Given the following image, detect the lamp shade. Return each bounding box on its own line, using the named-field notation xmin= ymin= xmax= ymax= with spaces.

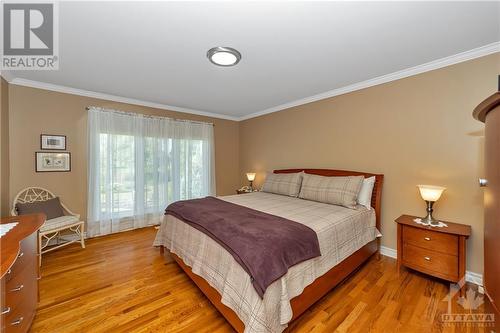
xmin=246 ymin=173 xmax=256 ymax=181
xmin=417 ymin=185 xmax=446 ymax=202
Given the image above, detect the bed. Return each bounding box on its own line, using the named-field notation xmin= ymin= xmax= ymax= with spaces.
xmin=154 ymin=168 xmax=383 ymax=333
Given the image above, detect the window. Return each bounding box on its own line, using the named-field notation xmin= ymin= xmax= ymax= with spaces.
xmin=87 ymin=107 xmax=215 ymax=237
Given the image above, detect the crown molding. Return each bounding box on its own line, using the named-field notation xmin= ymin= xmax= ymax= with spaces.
xmin=0 ymin=71 xmax=14 ymax=82
xmin=2 ymin=42 xmax=498 ymax=122
xmin=1 ymin=76 xmax=240 ymax=121
xmin=240 ymin=42 xmax=500 ymax=121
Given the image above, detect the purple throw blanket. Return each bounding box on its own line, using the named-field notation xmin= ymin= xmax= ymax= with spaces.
xmin=165 ymin=196 xmax=321 ymax=298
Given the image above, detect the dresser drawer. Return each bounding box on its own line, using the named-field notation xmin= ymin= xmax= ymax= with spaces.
xmin=402 ymin=243 xmax=458 ymax=281
xmin=4 ymin=300 xmax=36 ymax=333
xmin=3 ymin=261 xmax=37 ymax=333
xmin=402 ymin=225 xmax=458 ymax=255
xmin=1 ymin=214 xmax=44 ymax=333
xmin=5 ymin=234 xmax=37 ymax=284
xmin=5 ymin=258 xmax=37 ymax=315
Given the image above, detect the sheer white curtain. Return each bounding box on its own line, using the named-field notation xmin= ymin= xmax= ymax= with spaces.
xmin=87 ymin=107 xmax=215 ymax=237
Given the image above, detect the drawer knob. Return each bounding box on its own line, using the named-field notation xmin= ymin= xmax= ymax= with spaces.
xmin=479 ymin=178 xmax=488 ymax=187
xmin=424 ymin=256 xmax=431 ymax=261
xmin=11 ymin=317 xmax=24 ymax=326
xmin=424 ymin=237 xmax=431 ymax=241
xmin=1 ymin=307 xmax=11 ymax=315
xmin=17 ymin=251 xmax=24 ymax=258
xmin=10 ymin=284 xmax=24 ymax=292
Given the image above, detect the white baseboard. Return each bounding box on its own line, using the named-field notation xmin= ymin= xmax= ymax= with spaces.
xmin=380 ymin=246 xmax=397 ymax=259
xmin=465 ymin=271 xmax=484 ymax=287
xmin=379 ymin=246 xmax=483 ymax=286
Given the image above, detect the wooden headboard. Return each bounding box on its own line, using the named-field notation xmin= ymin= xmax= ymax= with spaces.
xmin=274 ymin=169 xmax=384 ymax=230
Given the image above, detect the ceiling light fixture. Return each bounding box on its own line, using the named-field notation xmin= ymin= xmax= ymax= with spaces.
xmin=207 ymin=47 xmax=241 ymax=67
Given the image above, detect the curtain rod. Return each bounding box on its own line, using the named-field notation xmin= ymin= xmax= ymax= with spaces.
xmin=85 ymin=106 xmax=215 ymax=126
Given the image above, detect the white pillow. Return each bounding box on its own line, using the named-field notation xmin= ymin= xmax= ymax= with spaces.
xmin=357 ymin=176 xmax=375 ymax=210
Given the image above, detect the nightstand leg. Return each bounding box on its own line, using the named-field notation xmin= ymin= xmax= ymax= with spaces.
xmin=458 ymin=236 xmax=466 ymax=297
xmin=397 ymin=223 xmax=402 ymax=277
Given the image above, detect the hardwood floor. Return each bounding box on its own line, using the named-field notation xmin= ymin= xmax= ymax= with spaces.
xmin=30 ymin=227 xmax=492 ymax=333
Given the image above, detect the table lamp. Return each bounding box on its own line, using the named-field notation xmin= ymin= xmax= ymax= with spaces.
xmin=246 ymin=173 xmax=256 ymax=190
xmin=417 ymin=185 xmax=446 ymax=226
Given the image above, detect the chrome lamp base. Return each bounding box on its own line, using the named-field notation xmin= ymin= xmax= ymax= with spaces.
xmin=421 ymin=201 xmax=440 ymax=227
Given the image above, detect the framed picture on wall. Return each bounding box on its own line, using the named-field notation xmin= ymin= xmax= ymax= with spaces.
xmin=40 ymin=134 xmax=66 ymax=150
xmin=35 ymin=152 xmax=71 ymax=172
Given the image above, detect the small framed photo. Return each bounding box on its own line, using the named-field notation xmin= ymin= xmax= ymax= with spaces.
xmin=35 ymin=152 xmax=71 ymax=172
xmin=40 ymin=134 xmax=66 ymax=150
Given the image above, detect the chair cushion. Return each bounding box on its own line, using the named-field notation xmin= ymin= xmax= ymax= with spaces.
xmin=16 ymin=197 xmax=65 ymax=220
xmin=41 ymin=215 xmax=80 ymax=232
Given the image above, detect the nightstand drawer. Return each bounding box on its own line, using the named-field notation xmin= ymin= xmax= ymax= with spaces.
xmin=402 ymin=243 xmax=458 ymax=280
xmin=402 ymin=225 xmax=458 ymax=255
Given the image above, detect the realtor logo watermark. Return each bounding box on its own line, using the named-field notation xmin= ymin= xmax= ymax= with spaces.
xmin=1 ymin=1 xmax=59 ymax=70
xmin=441 ymin=278 xmax=495 ymax=328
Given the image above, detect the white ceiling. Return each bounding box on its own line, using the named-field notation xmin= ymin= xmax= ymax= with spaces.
xmin=3 ymin=1 xmax=500 ymax=120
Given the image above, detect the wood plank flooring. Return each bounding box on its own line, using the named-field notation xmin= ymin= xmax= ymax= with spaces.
xmin=30 ymin=227 xmax=493 ymax=333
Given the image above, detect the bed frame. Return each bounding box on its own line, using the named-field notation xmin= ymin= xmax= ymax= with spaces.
xmin=161 ymin=168 xmax=384 ymax=332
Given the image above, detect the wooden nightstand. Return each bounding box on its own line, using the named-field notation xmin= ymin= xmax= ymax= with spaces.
xmin=396 ymin=214 xmax=471 ymax=283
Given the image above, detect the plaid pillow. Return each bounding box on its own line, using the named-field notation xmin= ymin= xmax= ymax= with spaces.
xmin=299 ymin=174 xmax=364 ymax=209
xmin=261 ymin=172 xmax=303 ymax=197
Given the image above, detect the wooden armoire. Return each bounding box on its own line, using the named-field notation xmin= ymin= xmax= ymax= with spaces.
xmin=473 ymin=83 xmax=500 ymax=329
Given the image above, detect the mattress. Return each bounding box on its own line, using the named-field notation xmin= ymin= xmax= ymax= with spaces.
xmin=153 ymin=191 xmax=379 ymax=333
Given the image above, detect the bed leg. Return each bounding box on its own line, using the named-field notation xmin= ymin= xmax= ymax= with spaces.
xmin=159 ymin=245 xmax=165 ymax=255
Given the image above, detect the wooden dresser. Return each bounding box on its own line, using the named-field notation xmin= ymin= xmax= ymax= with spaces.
xmin=396 ymin=215 xmax=471 ymax=283
xmin=1 ymin=214 xmax=44 ymax=333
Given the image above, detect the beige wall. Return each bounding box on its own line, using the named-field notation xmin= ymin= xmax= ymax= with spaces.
xmin=239 ymin=53 xmax=500 ymax=274
xmin=7 ymin=85 xmax=240 ymax=221
xmin=0 ymin=78 xmax=10 ymax=217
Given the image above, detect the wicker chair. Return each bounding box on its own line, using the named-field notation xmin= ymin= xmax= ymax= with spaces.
xmin=11 ymin=187 xmax=85 ymax=265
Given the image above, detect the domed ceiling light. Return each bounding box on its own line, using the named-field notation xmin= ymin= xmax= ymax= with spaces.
xmin=207 ymin=47 xmax=241 ymax=67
